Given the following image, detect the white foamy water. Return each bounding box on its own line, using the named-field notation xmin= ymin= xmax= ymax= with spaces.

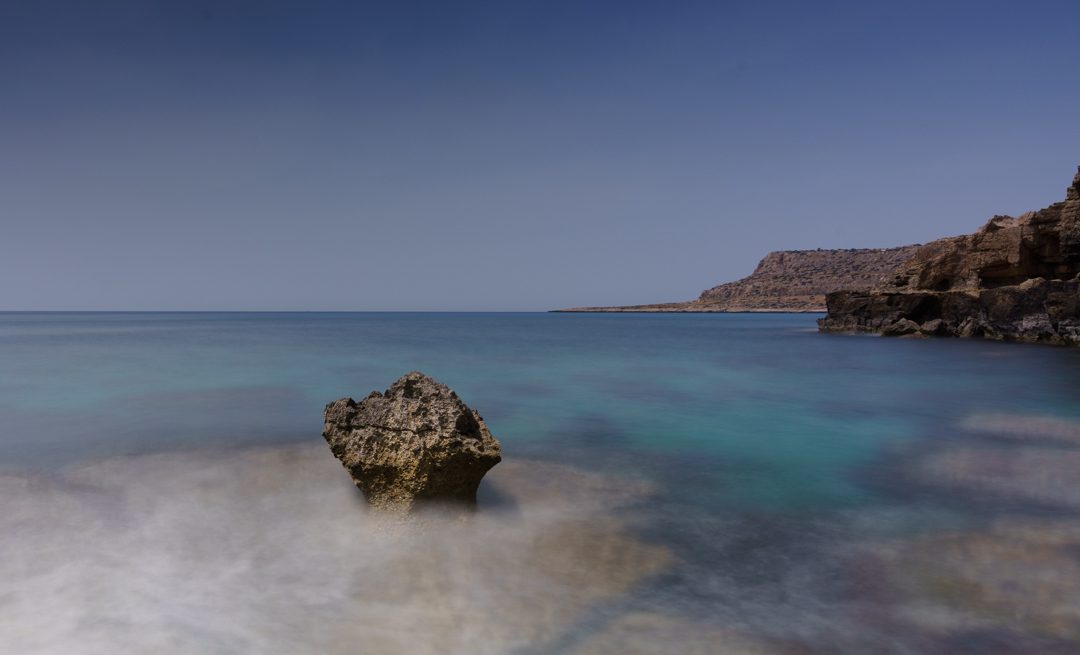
xmin=0 ymin=443 xmax=689 ymax=655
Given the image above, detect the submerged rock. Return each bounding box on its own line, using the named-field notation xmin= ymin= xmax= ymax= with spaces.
xmin=881 ymin=318 xmax=922 ymax=337
xmin=919 ymin=447 xmax=1080 ymax=509
xmin=876 ymin=521 xmax=1080 ymax=644
xmin=960 ymin=413 xmax=1080 ymax=446
xmin=322 ymin=372 xmax=502 ymax=512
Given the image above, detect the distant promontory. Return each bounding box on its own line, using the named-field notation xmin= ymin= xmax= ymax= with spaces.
xmin=554 ymin=246 xmax=921 ymax=313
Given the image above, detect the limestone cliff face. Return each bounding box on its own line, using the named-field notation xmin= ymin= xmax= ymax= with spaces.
xmin=820 ymin=166 xmax=1080 ymax=345
xmin=695 ymin=246 xmax=922 ymax=311
xmin=556 ymin=246 xmax=920 ymax=313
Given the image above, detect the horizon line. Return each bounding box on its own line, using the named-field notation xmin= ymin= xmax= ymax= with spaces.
xmin=0 ymin=309 xmax=555 ymax=314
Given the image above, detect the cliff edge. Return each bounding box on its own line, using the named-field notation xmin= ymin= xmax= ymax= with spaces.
xmin=819 ymin=166 xmax=1080 ymax=345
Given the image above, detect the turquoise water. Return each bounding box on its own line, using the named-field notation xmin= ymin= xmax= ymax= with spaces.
xmin=3 ymin=312 xmax=1080 ymax=653
xmin=2 ymin=312 xmax=1074 ymax=507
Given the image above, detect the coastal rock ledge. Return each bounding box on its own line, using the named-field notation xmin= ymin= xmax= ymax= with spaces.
xmin=819 ymin=166 xmax=1080 ymax=345
xmin=323 ymin=372 xmax=502 ymax=512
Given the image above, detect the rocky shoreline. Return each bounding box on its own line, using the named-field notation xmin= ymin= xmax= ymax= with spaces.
xmin=820 ymin=166 xmax=1080 ymax=345
xmin=558 ymin=166 xmax=1080 ymax=347
xmin=552 ymin=304 xmax=825 ymax=313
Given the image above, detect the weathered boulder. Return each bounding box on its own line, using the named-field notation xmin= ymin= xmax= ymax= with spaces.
xmin=880 ymin=318 xmax=921 ymax=337
xmin=820 ymin=166 xmax=1080 ymax=345
xmin=322 ymin=372 xmax=502 ymax=512
xmin=918 ymin=318 xmax=944 ymax=336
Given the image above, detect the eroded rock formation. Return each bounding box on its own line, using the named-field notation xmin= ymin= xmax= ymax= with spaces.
xmin=693 ymin=246 xmax=923 ymax=311
xmin=323 ymin=371 xmax=502 ymax=511
xmin=820 ymin=166 xmax=1080 ymax=345
xmin=557 ymin=246 xmax=921 ymax=313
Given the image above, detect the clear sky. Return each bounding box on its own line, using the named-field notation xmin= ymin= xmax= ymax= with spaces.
xmin=2 ymin=0 xmax=1078 ymax=311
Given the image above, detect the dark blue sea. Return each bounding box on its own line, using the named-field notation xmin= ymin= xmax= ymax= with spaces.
xmin=3 ymin=312 xmax=1079 ymax=654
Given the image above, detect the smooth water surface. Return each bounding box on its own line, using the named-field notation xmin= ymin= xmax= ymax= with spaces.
xmin=3 ymin=312 xmax=1080 ymax=654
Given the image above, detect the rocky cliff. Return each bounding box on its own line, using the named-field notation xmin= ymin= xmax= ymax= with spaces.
xmin=694 ymin=246 xmax=923 ymax=311
xmin=820 ymin=166 xmax=1080 ymax=345
xmin=557 ymin=246 xmax=921 ymax=312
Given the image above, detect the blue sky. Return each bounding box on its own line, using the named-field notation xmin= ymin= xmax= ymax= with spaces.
xmin=2 ymin=0 xmax=1078 ymax=310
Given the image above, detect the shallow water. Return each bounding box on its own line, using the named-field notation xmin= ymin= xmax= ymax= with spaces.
xmin=2 ymin=312 xmax=1080 ymax=653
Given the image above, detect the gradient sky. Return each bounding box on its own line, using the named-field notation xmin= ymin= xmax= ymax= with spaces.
xmin=2 ymin=0 xmax=1079 ymax=310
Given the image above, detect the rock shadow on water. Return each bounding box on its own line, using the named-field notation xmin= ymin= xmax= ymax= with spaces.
xmin=474 ymin=477 xmax=521 ymax=515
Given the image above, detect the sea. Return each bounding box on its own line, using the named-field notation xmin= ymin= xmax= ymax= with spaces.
xmin=2 ymin=311 xmax=1079 ymax=654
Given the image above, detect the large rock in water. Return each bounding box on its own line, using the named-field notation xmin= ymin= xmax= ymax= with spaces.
xmin=322 ymin=372 xmax=502 ymax=512
xmin=820 ymin=165 xmax=1080 ymax=345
